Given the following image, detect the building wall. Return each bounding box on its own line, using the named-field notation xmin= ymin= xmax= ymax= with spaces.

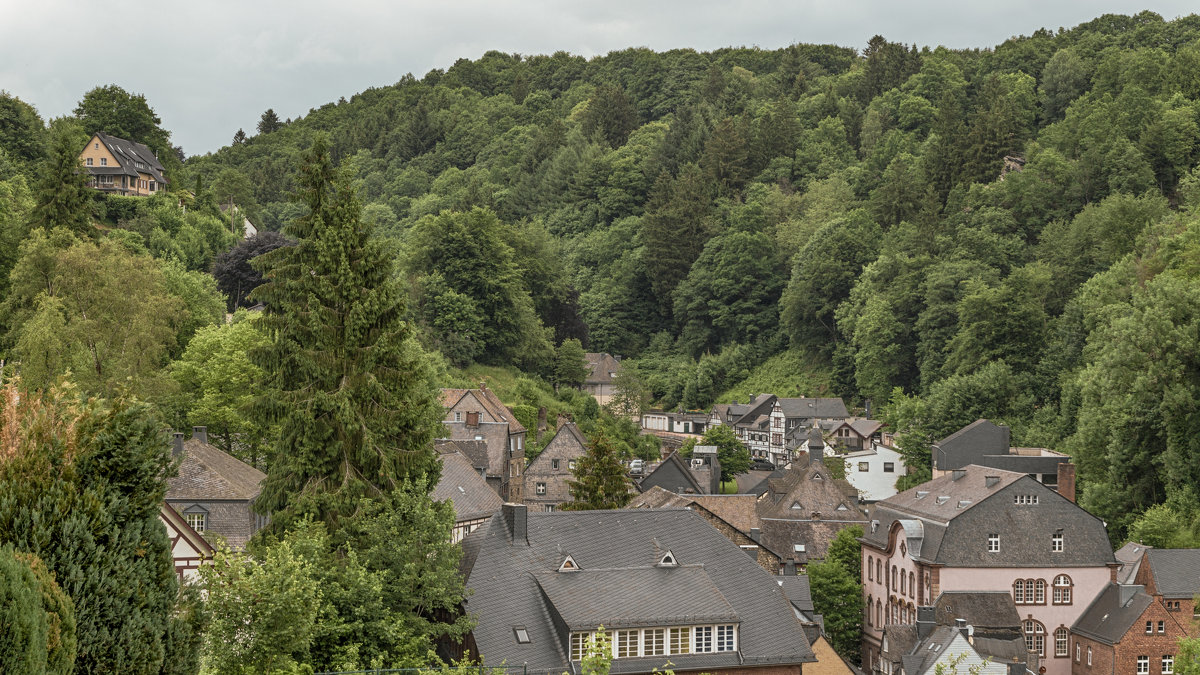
xmin=524 ymin=428 xmax=586 ymax=511
xmin=692 ymin=507 xmax=780 ymax=573
xmin=1071 ymin=599 xmax=1190 ymax=675
xmin=168 ymin=499 xmax=258 ymax=550
xmin=1070 ymin=634 xmax=1112 ymax=675
xmin=840 ymin=443 xmax=905 ymax=502
xmin=805 ymin=636 xmax=855 ymax=675
xmin=79 ymin=136 xmax=119 ymax=169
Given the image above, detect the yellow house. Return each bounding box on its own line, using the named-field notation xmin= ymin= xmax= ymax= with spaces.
xmin=79 ymin=132 xmax=167 ymax=196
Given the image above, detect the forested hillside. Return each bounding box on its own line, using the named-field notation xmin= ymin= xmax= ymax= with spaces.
xmin=4 ymin=10 xmax=1200 ymax=547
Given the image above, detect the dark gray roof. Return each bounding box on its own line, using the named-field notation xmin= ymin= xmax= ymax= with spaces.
xmin=432 ymin=452 xmax=503 ymax=522
xmin=638 ymin=451 xmax=704 ymax=495
xmin=862 ymin=466 xmax=1115 ymax=568
xmin=436 ymin=439 xmax=490 ymax=471
xmin=1115 ymin=542 xmax=1153 ymax=585
xmin=166 ymin=438 xmax=265 ymax=501
xmin=1071 ymin=583 xmax=1153 ymax=645
xmin=775 ymin=575 xmax=813 ymax=614
xmin=777 ymin=397 xmax=849 ymax=420
xmin=932 ymin=592 xmax=1021 ymax=639
xmin=584 ymin=353 xmax=622 ymax=385
xmin=462 ymin=507 xmax=815 ymax=674
xmin=533 ymin=565 xmax=737 ymax=630
xmin=1144 ymin=548 xmax=1200 ymax=598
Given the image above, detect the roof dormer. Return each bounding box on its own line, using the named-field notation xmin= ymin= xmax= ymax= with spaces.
xmin=658 ymin=550 xmax=678 ymax=567
xmin=558 ymin=554 xmax=580 ymax=572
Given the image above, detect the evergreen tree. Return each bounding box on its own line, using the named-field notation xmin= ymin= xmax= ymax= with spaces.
xmin=553 ymin=338 xmax=589 ymax=390
xmin=257 ymin=108 xmax=283 ymax=135
xmin=564 ymin=431 xmax=634 ymax=510
xmin=232 ymin=128 xmax=246 ymax=145
xmin=249 ymin=134 xmax=443 ymax=529
xmin=0 ymin=384 xmax=178 ymax=674
xmin=809 ymin=527 xmax=863 ymax=662
xmin=29 ymin=125 xmax=93 ymax=237
xmin=0 ymin=545 xmax=49 ymax=674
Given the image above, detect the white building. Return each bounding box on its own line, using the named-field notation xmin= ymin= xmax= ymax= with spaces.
xmin=840 ymin=439 xmax=907 ymax=502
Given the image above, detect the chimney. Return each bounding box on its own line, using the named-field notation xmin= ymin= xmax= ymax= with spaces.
xmin=952 ymin=469 xmax=966 ymax=481
xmin=955 ymin=618 xmax=969 ymax=639
xmin=171 ymin=432 xmax=184 ymax=457
xmin=1057 ymin=463 xmax=1076 ymax=503
xmin=749 ymin=527 xmax=761 ymax=543
xmin=783 ymin=560 xmax=797 ymax=576
xmin=192 ymin=426 xmax=207 ymax=444
xmin=502 ymin=503 xmax=528 ymax=546
xmin=985 ymin=475 xmax=1000 ymax=488
xmin=916 ymin=605 xmax=935 ymax=640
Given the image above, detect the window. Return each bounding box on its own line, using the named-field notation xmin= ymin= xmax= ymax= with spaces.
xmin=1163 ymin=655 xmax=1174 ymax=674
xmin=571 ymin=632 xmax=588 ymax=660
xmin=1053 ymin=575 xmax=1073 ymax=604
xmin=1076 ymin=642 xmax=1081 ymax=662
xmin=867 ymin=595 xmax=873 ymax=626
xmin=1139 ymin=656 xmax=1150 ymax=674
xmin=616 ymin=630 xmax=638 ymax=658
xmin=643 ymin=628 xmax=665 ymax=656
xmin=184 ymin=511 xmax=207 ymax=532
xmin=100 ymin=158 xmax=107 ymax=166
xmin=1014 ymin=579 xmax=1025 ymax=604
xmin=892 ymin=566 xmax=897 ymax=589
xmin=1014 ymin=494 xmax=1039 ymax=504
xmin=1088 ymin=647 xmax=1092 ymax=666
xmin=669 ymin=627 xmax=690 ymax=654
xmin=569 ymin=460 xmax=577 ymax=470
xmin=988 ymin=534 xmax=999 ymax=552
xmin=1053 ymin=533 xmax=1063 ymax=552
xmin=877 ymin=559 xmax=883 ymax=584
xmin=883 ymin=462 xmax=895 ymax=472
xmin=859 ymin=462 xmax=870 ymax=472
xmin=514 ymin=626 xmax=531 ymax=644
xmin=716 ymin=624 xmax=735 ymax=651
xmin=1034 ymin=578 xmax=1046 ymax=604
xmin=86 ymin=157 xmax=93 ymax=166
xmin=1055 ymin=627 xmax=1069 ymax=657
xmin=149 ymin=180 xmax=156 ymax=191
xmin=1024 ymin=620 xmax=1045 ymax=657
xmin=1158 ymin=620 xmax=1166 ymax=633
xmin=98 ymin=175 xmax=113 ymax=185
xmin=1147 ymin=620 xmax=1154 ymax=634
xmin=536 ymin=482 xmax=546 ymax=495
xmin=551 ymin=459 xmax=560 ymax=470
xmin=900 ymin=571 xmax=905 ymax=594
xmin=694 ymin=626 xmax=713 ymax=653
xmin=868 ymin=556 xmax=874 ymax=581
xmin=454 ymin=412 xmax=462 ymax=421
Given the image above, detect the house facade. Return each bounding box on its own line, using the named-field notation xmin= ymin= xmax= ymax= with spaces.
xmin=441 ymin=385 xmax=527 ymax=502
xmin=1070 ymin=582 xmax=1188 ymax=675
xmin=460 ymin=504 xmax=816 ymax=675
xmin=757 ymin=451 xmax=868 ymax=564
xmin=158 ymin=502 xmax=214 ymax=583
xmin=79 ymin=132 xmax=167 ymax=196
xmin=432 ymin=446 xmax=503 ymax=543
xmin=524 ymin=423 xmax=588 ymax=512
xmin=860 ymin=466 xmax=1116 ymax=675
xmin=583 ymin=353 xmax=621 ymax=406
xmin=840 ymin=440 xmax=907 ymax=502
xmin=165 ymin=426 xmax=268 ymax=551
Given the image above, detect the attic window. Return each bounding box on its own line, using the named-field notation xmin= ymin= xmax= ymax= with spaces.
xmin=514 ymin=626 xmax=531 ymax=644
xmin=558 ymin=555 xmax=580 ymax=572
xmin=935 ymin=496 xmax=949 ymax=505
xmin=915 ymin=491 xmax=929 ymax=499
xmin=658 ymin=550 xmax=678 ymax=567
xmin=793 ymin=544 xmax=806 ymax=553
xmin=790 ymin=501 xmax=803 ymax=510
xmin=812 ymin=472 xmax=823 ymax=480
xmin=837 ymin=504 xmax=848 ymax=511
xmin=956 ymin=499 xmax=972 ymax=509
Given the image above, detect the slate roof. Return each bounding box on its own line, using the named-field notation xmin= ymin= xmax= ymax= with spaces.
xmin=775 ymin=575 xmax=814 ymax=615
xmin=1143 ymin=548 xmax=1200 ymax=598
xmin=777 ymin=397 xmax=849 ymax=420
xmin=166 ymin=438 xmax=265 ymax=501
xmin=690 ymin=494 xmax=760 ymax=534
xmin=92 ymin=132 xmax=167 ymax=183
xmin=436 ymin=439 xmax=491 ymax=471
xmin=461 ymin=507 xmax=816 ymax=674
xmin=932 ymin=592 xmax=1021 ymax=639
xmin=433 ymin=451 xmax=503 ymax=522
xmin=584 ymin=353 xmax=622 ymax=385
xmin=736 ymin=469 xmax=776 ymax=496
xmin=1071 ymin=583 xmax=1153 ymax=645
xmin=441 ymin=386 xmax=526 ymax=433
xmin=638 ymin=451 xmax=704 ymax=495
xmin=862 ymin=465 xmax=1115 ymax=568
xmin=1115 ymin=542 xmax=1153 ymax=585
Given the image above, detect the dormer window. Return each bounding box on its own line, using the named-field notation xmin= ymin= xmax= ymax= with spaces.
xmin=935 ymin=496 xmax=949 ymax=505
xmin=558 ymin=555 xmax=580 ymax=572
xmin=658 ymin=550 xmax=678 ymax=567
xmin=514 ymin=626 xmax=531 ymax=644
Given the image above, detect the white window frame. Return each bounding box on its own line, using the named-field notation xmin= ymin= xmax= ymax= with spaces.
xmin=1163 ymin=655 xmax=1174 ymax=674
xmin=535 ymin=482 xmax=546 ymax=495
xmin=1052 ymin=533 xmax=1063 ymax=552
xmin=1139 ymin=655 xmax=1150 ymax=674
xmin=988 ymin=534 xmax=999 ymax=552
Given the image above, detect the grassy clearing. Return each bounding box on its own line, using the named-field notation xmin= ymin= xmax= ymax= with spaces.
xmin=717 ymin=349 xmax=833 ymax=403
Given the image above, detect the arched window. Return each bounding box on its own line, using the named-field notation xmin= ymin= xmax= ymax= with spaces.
xmin=900 ymin=570 xmax=906 ymax=595
xmin=924 ymin=571 xmax=931 ymax=603
xmin=1054 ymin=627 xmax=1069 ymax=657
xmin=867 ymin=595 xmax=873 ymax=626
xmin=868 ymin=556 xmax=874 ymax=581
xmin=909 ymin=571 xmax=915 ymax=597
xmin=1014 ymin=579 xmax=1026 ymax=604
xmin=892 ymin=565 xmax=897 ymax=589
xmin=1053 ymin=574 xmax=1073 ymax=605
xmin=876 ymin=599 xmax=882 ymax=628
xmin=1034 ymin=578 xmax=1046 ymax=604
xmin=1024 ymin=619 xmax=1046 ymax=657
xmin=877 ymin=559 xmax=882 ymax=584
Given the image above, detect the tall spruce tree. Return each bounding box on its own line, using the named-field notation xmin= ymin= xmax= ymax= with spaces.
xmin=249 ymin=135 xmax=443 ymax=530
xmin=564 ymin=431 xmax=634 ymax=510
xmin=29 ymin=126 xmax=93 ymax=237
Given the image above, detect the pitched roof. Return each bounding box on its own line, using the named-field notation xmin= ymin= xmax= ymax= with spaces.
xmin=757 ymin=460 xmax=865 ymax=521
xmin=92 ymin=132 xmax=167 ymax=183
xmin=432 ymin=451 xmax=503 ymax=522
xmin=440 ymin=386 xmax=526 ymax=433
xmin=932 ymin=592 xmax=1021 ymax=638
xmin=1071 ymin=583 xmax=1154 ymax=645
xmin=638 ymin=451 xmax=704 ymax=495
xmin=1143 ymin=548 xmax=1200 ymax=598
xmin=776 ymin=397 xmax=849 ymax=420
xmin=775 ymin=575 xmax=814 ymax=615
xmin=159 ymin=502 xmax=215 ymax=558
xmin=689 ymin=494 xmax=760 ymax=534
xmin=584 ymin=353 xmax=622 ymax=385
xmin=1115 ymin=541 xmax=1153 ymax=585
xmin=462 ymin=507 xmax=815 ymax=673
xmin=436 ymin=438 xmax=490 ymax=471
xmin=166 ymin=438 xmax=265 ymax=502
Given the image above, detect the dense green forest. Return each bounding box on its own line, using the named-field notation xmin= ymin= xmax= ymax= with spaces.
xmin=4 ymin=10 xmax=1200 ymax=555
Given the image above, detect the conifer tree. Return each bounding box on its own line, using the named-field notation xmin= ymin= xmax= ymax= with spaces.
xmin=564 ymin=431 xmax=633 ymax=510
xmin=249 ymin=135 xmax=443 ymax=530
xmin=29 ymin=125 xmax=92 ymax=237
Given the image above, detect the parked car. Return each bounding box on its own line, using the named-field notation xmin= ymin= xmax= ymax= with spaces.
xmin=752 ymin=458 xmax=776 ymax=471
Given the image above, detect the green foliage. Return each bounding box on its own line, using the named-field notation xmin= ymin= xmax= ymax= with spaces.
xmin=565 ymin=431 xmax=635 ymax=510
xmin=29 ymin=123 xmax=93 ymax=237
xmin=0 ymin=545 xmax=50 ymax=674
xmin=688 ymin=424 xmax=751 ymax=482
xmin=808 ymin=555 xmax=862 ymax=662
xmin=0 ymin=92 xmax=45 ymax=170
xmin=250 ymin=135 xmax=444 ymax=529
xmin=0 ymin=384 xmax=178 ymax=674
xmin=553 ymin=338 xmax=589 ymax=389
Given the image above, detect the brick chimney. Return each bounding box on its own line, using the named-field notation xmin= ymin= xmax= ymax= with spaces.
xmin=1057 ymin=462 xmax=1076 ymax=503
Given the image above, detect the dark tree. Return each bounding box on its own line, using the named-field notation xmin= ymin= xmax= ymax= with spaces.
xmin=581 ymin=84 xmax=638 ymax=149
xmin=212 ymin=231 xmax=293 ymax=310
xmin=232 ymin=128 xmax=247 ymax=145
xmin=73 ymin=85 xmax=171 ymax=157
xmin=257 ymin=108 xmax=283 ymax=135
xmin=564 ymin=431 xmax=634 ymax=510
xmin=29 ymin=124 xmax=93 ymax=237
xmin=249 ymin=135 xmax=444 ymax=529
xmin=0 ymin=92 xmax=46 ymax=169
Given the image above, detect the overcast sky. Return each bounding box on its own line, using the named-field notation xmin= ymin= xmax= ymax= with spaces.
xmin=3 ymin=1 xmax=1196 ymax=156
